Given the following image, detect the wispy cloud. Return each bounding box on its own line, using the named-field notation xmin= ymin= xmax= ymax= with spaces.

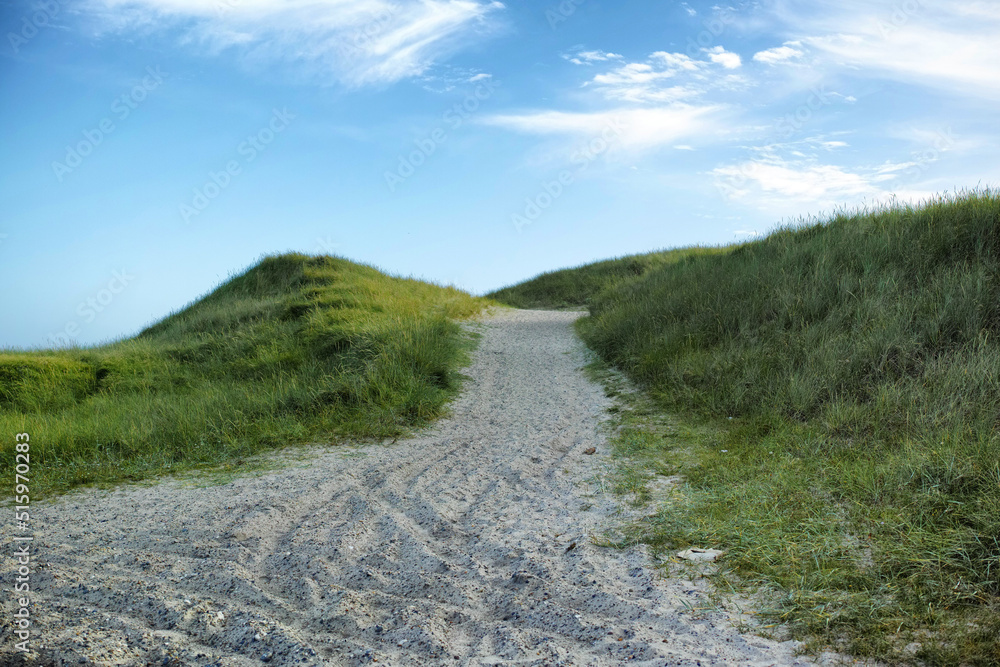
xmin=82 ymin=0 xmax=505 ymax=86
xmin=481 ymin=105 xmax=724 ymax=152
xmin=771 ymin=0 xmax=1000 ymax=100
xmin=714 ymin=157 xmax=876 ymax=201
xmin=578 ymin=50 xmax=742 ymax=103
xmin=483 ymin=46 xmax=749 ymax=159
xmin=590 ymin=63 xmax=697 ymax=103
xmin=712 ymin=147 xmax=946 ymax=214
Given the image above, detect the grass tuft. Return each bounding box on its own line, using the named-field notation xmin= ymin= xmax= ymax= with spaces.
xmin=1 ymin=253 xmax=487 ymax=498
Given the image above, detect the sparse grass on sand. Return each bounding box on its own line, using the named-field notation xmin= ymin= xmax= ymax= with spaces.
xmin=493 ymin=190 xmax=1000 ymax=665
xmin=1 ymin=253 xmax=487 ymax=498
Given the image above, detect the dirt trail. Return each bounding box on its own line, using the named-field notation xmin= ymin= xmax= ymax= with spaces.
xmin=2 ymin=309 xmax=846 ymax=666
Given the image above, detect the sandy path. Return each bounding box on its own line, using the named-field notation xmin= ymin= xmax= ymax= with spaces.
xmin=2 ymin=309 xmax=837 ymax=666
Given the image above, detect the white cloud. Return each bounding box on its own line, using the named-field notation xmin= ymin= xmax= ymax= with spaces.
xmin=704 ymin=46 xmax=741 ymax=69
xmin=650 ymin=52 xmax=701 ymax=71
xmin=481 ymin=105 xmax=724 ymax=152
xmin=772 ymin=0 xmax=1000 ymax=100
xmin=582 ymin=50 xmax=744 ymax=103
xmin=564 ymin=50 xmax=623 ymax=65
xmin=715 ymin=158 xmax=874 ymax=200
xmin=81 ymin=0 xmax=505 ymax=86
xmin=752 ymin=43 xmax=804 ymax=65
xmin=712 ymin=147 xmax=957 ymax=213
xmin=482 ymin=46 xmax=748 ymax=161
xmin=592 ymin=63 xmax=664 ymax=86
xmin=590 ymin=62 xmax=699 ymax=103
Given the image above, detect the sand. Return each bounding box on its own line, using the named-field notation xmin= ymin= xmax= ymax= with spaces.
xmin=1 ymin=309 xmax=859 ymax=666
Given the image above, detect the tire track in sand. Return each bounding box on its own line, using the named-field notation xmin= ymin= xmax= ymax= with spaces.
xmin=1 ymin=309 xmax=854 ymax=666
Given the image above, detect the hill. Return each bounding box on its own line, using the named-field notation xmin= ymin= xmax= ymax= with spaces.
xmin=494 ymin=190 xmax=1000 ymax=664
xmin=486 ymin=247 xmax=725 ymax=309
xmin=1 ymin=253 xmax=485 ymax=496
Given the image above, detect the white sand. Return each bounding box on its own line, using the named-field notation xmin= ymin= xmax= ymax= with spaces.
xmin=1 ymin=309 xmax=859 ymax=666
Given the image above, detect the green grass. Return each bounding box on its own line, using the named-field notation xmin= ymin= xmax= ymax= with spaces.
xmin=486 ymin=247 xmax=726 ymax=309
xmin=498 ymin=190 xmax=1000 ymax=664
xmin=1 ymin=253 xmax=487 ymax=498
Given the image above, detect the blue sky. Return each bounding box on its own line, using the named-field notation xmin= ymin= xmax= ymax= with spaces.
xmin=2 ymin=0 xmax=998 ymax=349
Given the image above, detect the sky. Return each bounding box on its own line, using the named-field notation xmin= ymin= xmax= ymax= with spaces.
xmin=1 ymin=0 xmax=998 ymax=349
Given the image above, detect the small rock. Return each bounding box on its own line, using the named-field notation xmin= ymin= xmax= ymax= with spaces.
xmin=676 ymin=548 xmax=724 ymax=562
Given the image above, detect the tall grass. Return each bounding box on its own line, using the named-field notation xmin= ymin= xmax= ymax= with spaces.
xmin=486 ymin=247 xmax=725 ymax=309
xmin=1 ymin=254 xmax=486 ymax=497
xmin=498 ymin=190 xmax=1000 ymax=663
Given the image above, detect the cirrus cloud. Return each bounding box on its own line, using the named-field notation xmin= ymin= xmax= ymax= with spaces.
xmin=772 ymin=0 xmax=1000 ymax=100
xmin=80 ymin=0 xmax=505 ymax=86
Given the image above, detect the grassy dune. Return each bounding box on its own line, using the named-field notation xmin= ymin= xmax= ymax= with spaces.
xmin=486 ymin=247 xmax=726 ymax=309
xmin=496 ymin=190 xmax=1000 ymax=664
xmin=1 ymin=254 xmax=486 ymax=497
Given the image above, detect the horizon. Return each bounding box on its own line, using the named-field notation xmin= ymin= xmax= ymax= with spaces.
xmin=2 ymin=0 xmax=999 ymax=349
